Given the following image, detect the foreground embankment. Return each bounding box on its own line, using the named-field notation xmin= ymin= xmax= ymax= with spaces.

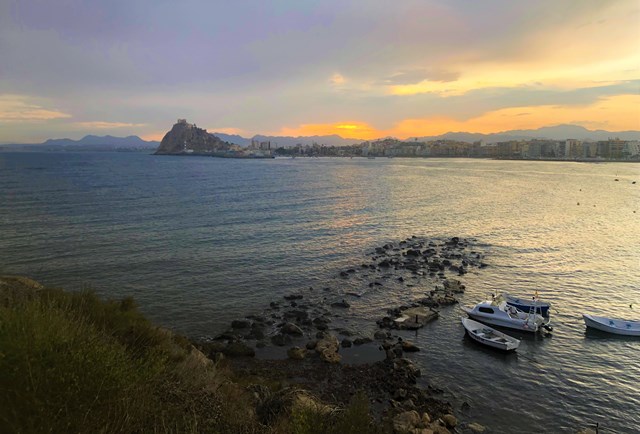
xmin=0 ymin=274 xmax=460 ymax=434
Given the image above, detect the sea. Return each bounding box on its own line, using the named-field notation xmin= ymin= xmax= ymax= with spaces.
xmin=1 ymin=151 xmax=638 ymax=433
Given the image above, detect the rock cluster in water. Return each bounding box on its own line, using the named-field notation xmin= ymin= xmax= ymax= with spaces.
xmin=195 ymin=235 xmax=489 ymax=432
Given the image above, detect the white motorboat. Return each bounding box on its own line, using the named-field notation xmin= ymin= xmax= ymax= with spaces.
xmin=583 ymin=314 xmax=640 ymax=336
xmin=461 ymin=295 xmax=550 ymax=333
xmin=462 ymin=318 xmax=520 ymax=351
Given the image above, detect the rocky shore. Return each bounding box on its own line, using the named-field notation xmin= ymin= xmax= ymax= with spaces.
xmin=196 ymin=236 xmax=491 ymax=433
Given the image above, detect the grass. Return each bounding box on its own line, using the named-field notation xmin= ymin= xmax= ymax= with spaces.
xmin=0 ymin=277 xmax=389 ymax=434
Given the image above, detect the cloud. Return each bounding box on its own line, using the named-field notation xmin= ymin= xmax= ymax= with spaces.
xmin=330 ymin=73 xmax=346 ymax=85
xmin=0 ymin=1 xmax=638 ymax=143
xmin=381 ymin=69 xmax=460 ymax=85
xmin=0 ymin=95 xmax=71 ymax=121
xmin=74 ymin=121 xmax=147 ymax=129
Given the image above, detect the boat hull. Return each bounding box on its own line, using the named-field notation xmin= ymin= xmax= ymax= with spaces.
xmin=461 ymin=306 xmax=541 ymax=333
xmin=462 ymin=318 xmax=519 ymax=351
xmin=583 ymin=314 xmax=640 ymax=336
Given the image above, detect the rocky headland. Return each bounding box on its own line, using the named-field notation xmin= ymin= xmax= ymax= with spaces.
xmin=154 ymin=119 xmax=235 ymax=155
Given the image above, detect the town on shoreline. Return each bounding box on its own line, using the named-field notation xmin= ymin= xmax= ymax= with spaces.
xmin=156 ymin=120 xmax=640 ymax=162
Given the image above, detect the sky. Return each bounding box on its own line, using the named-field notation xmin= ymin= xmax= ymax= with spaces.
xmin=1 ymin=0 xmax=639 ymax=143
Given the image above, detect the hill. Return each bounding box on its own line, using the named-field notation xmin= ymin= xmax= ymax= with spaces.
xmin=414 ymin=125 xmax=640 ymax=144
xmin=0 ymin=135 xmax=159 ymax=151
xmin=154 ymin=120 xmax=233 ymax=154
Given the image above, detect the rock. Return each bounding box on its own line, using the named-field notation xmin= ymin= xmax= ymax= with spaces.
xmin=155 ymin=119 xmax=232 ymax=154
xmin=222 ymin=342 xmax=255 ymax=357
xmin=393 ymin=388 xmax=407 ymax=400
xmin=245 ymin=327 xmax=265 ymax=340
xmin=430 ymin=425 xmax=451 ymax=434
xmin=305 ymin=340 xmax=317 ymax=350
xmin=316 ymin=334 xmax=340 ymax=363
xmin=284 ymin=294 xmax=303 ymax=300
xmin=331 ymin=300 xmax=351 ymax=308
xmin=281 ymin=322 xmax=304 ymax=336
xmin=316 ymin=335 xmax=339 ymax=353
xmin=341 ymin=338 xmax=352 ymax=348
xmin=287 ymin=346 xmax=306 ymax=360
xmin=467 ymin=422 xmax=485 ymax=433
xmin=231 ymin=319 xmax=251 ymax=329
xmin=421 ymin=412 xmax=431 ymax=425
xmin=284 ymin=309 xmax=309 ymax=321
xmin=441 ymin=414 xmax=457 ymax=429
xmin=320 ymin=348 xmax=341 ymax=363
xmin=353 ymin=337 xmax=373 ymax=345
xmin=401 ymin=341 xmax=421 ymax=352
xmin=271 ymin=333 xmax=292 ymax=346
xmin=393 ymin=410 xmax=421 ymax=433
xmin=374 ymin=330 xmax=388 ymax=340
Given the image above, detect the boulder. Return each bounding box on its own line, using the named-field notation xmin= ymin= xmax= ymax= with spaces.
xmin=331 ymin=300 xmax=351 ymax=308
xmin=393 ymin=410 xmax=421 ymax=433
xmin=271 ymin=333 xmax=292 ymax=346
xmin=468 ymin=422 xmax=486 ymax=433
xmin=281 ymin=322 xmax=304 ymax=336
xmin=287 ymin=346 xmax=306 ymax=360
xmin=231 ymin=319 xmax=251 ymax=329
xmin=441 ymin=414 xmax=457 ymax=429
xmin=401 ymin=341 xmax=421 ymax=352
xmin=320 ymin=349 xmax=341 ymax=363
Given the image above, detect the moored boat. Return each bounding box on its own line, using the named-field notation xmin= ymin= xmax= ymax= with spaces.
xmin=582 ymin=314 xmax=640 ymax=336
xmin=504 ymin=292 xmax=551 ymax=317
xmin=462 ymin=318 xmax=520 ymax=351
xmin=461 ymin=295 xmax=550 ymax=333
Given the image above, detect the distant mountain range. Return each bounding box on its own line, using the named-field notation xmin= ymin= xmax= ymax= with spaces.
xmin=0 ymin=135 xmax=160 ymax=151
xmin=414 ymin=125 xmax=640 ymax=144
xmin=217 ymin=125 xmax=639 ymax=146
xmin=1 ymin=125 xmax=638 ymax=151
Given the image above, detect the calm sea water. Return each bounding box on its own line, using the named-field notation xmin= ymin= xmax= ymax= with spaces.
xmin=1 ymin=151 xmax=638 ymax=433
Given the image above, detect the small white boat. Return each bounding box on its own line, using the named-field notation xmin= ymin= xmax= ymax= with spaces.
xmin=461 ymin=295 xmax=550 ymax=333
xmin=583 ymin=314 xmax=640 ymax=336
xmin=462 ymin=318 xmax=520 ymax=351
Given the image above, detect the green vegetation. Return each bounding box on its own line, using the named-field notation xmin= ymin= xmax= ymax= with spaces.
xmin=0 ymin=277 xmax=386 ymax=433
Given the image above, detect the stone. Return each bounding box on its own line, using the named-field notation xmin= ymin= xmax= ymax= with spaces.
xmin=281 ymin=322 xmax=304 ymax=336
xmin=316 ymin=335 xmax=339 ymax=353
xmin=421 ymin=412 xmax=431 ymax=425
xmin=374 ymin=330 xmax=388 ymax=340
xmin=341 ymin=338 xmax=352 ymax=348
xmin=393 ymin=410 xmax=421 ymax=433
xmin=353 ymin=337 xmax=373 ymax=345
xmin=231 ymin=319 xmax=251 ymax=329
xmin=271 ymin=333 xmax=292 ymax=346
xmin=441 ymin=414 xmax=457 ymax=429
xmin=402 ymin=341 xmax=421 ymax=352
xmin=305 ymin=340 xmax=317 ymax=350
xmin=467 ymin=422 xmax=485 ymax=433
xmin=287 ymin=346 xmax=306 ymax=360
xmin=331 ymin=300 xmax=351 ymax=308
xmin=393 ymin=388 xmax=407 ymax=400
xmin=320 ymin=348 xmax=341 ymax=363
